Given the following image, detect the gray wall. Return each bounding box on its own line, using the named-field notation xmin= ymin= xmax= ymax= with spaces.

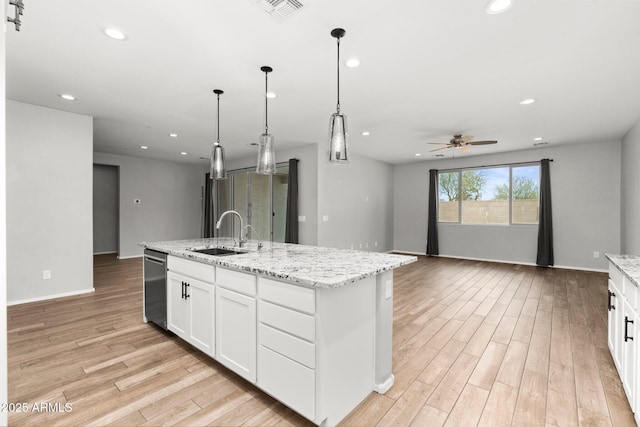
xmin=7 ymin=101 xmax=94 ymax=303
xmin=621 ymin=118 xmax=640 ymax=255
xmin=93 ymin=164 xmax=119 ymax=254
xmin=93 ymin=152 xmax=204 ymax=258
xmin=226 ymin=143 xmax=319 ymax=246
xmin=317 ymin=147 xmax=395 ymax=252
xmin=394 ymin=140 xmax=621 ymax=271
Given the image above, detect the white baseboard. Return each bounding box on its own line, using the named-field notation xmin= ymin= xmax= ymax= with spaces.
xmin=8 ymin=288 xmax=95 ymax=306
xmin=117 ymin=254 xmax=143 ymax=260
xmin=391 ymin=251 xmax=608 ymax=273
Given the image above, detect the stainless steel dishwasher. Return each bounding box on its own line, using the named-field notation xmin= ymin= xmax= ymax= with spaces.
xmin=143 ymin=248 xmax=168 ymax=329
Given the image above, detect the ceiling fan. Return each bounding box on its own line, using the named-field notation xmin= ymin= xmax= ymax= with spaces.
xmin=428 ymin=134 xmax=498 ymax=152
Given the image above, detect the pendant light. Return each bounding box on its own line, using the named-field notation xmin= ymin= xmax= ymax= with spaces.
xmin=327 ymin=28 xmax=349 ymax=163
xmin=257 ymin=66 xmax=277 ymax=174
xmin=210 ymin=89 xmax=227 ymax=180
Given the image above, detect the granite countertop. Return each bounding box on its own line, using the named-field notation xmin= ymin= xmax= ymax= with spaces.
xmin=141 ymin=238 xmax=417 ymax=288
xmin=606 ymin=254 xmax=640 ymax=288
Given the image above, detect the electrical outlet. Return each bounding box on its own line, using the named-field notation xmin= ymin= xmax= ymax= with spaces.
xmin=322 ymin=215 xmax=329 ymax=222
xmin=593 ymin=251 xmax=600 ymax=258
xmin=43 ymin=270 xmax=51 ymax=280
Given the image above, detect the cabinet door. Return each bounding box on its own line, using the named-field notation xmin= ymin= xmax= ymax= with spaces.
xmin=167 ymin=272 xmax=189 ymax=339
xmin=187 ymin=278 xmax=215 ymax=357
xmin=622 ymin=298 xmax=637 ymax=408
xmin=216 ymin=287 xmax=256 ymax=383
xmin=608 ymin=279 xmax=622 ymax=373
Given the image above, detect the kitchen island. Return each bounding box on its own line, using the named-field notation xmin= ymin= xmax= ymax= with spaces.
xmin=141 ymin=238 xmax=416 ymax=426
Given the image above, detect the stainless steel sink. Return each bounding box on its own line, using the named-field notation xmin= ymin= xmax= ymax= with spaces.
xmin=188 ymin=248 xmax=246 ymax=256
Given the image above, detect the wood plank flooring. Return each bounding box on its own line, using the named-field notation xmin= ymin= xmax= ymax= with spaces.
xmin=7 ymin=254 xmax=636 ymax=426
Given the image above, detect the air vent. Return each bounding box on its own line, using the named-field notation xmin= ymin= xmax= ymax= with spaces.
xmin=255 ymin=0 xmax=306 ymax=21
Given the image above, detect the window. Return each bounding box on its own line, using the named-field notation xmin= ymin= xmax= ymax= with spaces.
xmin=437 ymin=163 xmax=540 ymax=225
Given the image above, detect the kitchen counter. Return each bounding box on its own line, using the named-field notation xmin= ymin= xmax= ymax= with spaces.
xmin=606 ymin=254 xmax=640 ymax=288
xmin=140 ymin=238 xmax=416 ymax=288
xmin=141 ymin=237 xmax=416 ymax=425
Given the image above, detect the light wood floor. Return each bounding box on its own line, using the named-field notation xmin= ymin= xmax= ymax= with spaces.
xmin=7 ymin=254 xmax=637 ymax=426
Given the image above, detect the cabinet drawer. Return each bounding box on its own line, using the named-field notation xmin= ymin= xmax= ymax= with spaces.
xmin=168 ymin=256 xmax=215 ymax=283
xmin=259 ymin=278 xmax=315 ymax=314
xmin=259 ymin=323 xmax=315 ymax=369
xmin=610 ymin=265 xmax=624 ymax=291
xmin=217 ymin=268 xmax=256 ymax=296
xmin=258 ymin=345 xmax=315 ymax=421
xmin=259 ymin=300 xmax=315 ymax=342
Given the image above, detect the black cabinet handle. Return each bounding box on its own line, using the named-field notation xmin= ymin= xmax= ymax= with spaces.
xmin=185 ymin=283 xmax=190 ymax=299
xmin=181 ymin=281 xmax=185 ymax=299
xmin=608 ymin=290 xmax=616 ymax=311
xmin=625 ymin=316 xmax=634 ymax=342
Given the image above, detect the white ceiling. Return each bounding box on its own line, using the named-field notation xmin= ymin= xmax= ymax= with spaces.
xmin=6 ymin=0 xmax=640 ymax=165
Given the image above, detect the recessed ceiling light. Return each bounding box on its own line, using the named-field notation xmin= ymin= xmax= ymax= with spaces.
xmin=415 ymin=153 xmax=422 ymax=157
xmin=486 ymin=0 xmax=512 ymax=14
xmin=361 ymin=131 xmax=370 ymax=136
xmin=140 ymin=146 xmax=148 ymax=150
xmin=169 ymin=133 xmax=179 ymax=138
xmin=533 ymin=137 xmax=543 ymax=141
xmin=346 ymin=58 xmax=360 ymax=68
xmin=519 ymin=98 xmax=536 ymax=105
xmin=58 ymin=93 xmax=76 ymax=101
xmin=266 ymin=92 xmax=277 ymax=99
xmin=180 ymin=152 xmax=187 ymax=156
xmin=103 ymin=27 xmax=128 ymax=41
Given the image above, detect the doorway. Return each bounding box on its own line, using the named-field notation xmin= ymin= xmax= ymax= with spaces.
xmin=93 ymin=164 xmax=119 ymax=255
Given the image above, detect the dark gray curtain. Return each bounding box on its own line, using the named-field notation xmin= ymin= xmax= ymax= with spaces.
xmin=426 ymin=169 xmax=439 ymax=255
xmin=536 ymin=159 xmax=554 ymax=266
xmin=285 ymin=158 xmax=299 ymax=244
xmin=204 ymin=173 xmax=213 ymax=237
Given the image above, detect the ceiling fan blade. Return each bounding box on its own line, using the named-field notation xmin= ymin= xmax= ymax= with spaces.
xmin=469 ymin=140 xmax=498 ymax=145
xmin=460 ymin=135 xmax=474 ymax=142
xmin=430 ymin=145 xmax=453 ymax=152
xmin=427 ymin=142 xmax=448 ymax=145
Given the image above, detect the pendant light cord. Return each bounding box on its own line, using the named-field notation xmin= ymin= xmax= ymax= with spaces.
xmin=216 ymin=93 xmax=220 ymax=144
xmin=264 ymin=70 xmax=269 ymax=134
xmin=336 ymin=36 xmax=341 ymax=114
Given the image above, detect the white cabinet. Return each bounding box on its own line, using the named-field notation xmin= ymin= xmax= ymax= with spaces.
xmin=608 ymin=277 xmax=622 ymax=373
xmin=608 ymin=260 xmax=640 ymax=423
xmin=257 ymin=278 xmax=316 ymax=420
xmin=167 ymin=256 xmax=215 ymax=357
xmin=215 ymin=268 xmax=256 ymax=383
xmin=622 ymin=297 xmax=637 ymax=408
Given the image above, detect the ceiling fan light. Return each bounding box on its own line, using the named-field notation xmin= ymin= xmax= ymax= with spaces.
xmin=486 ymin=0 xmax=512 ymax=14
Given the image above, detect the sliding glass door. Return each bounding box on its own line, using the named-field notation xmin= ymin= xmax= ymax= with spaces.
xmin=210 ymin=164 xmax=288 ymax=243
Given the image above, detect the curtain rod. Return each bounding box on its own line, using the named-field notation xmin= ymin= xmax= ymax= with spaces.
xmin=433 ymin=159 xmax=553 ymax=174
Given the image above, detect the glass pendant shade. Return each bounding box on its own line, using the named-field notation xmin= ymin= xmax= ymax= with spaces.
xmin=256 ymin=133 xmax=276 ymax=174
xmin=327 ymin=28 xmax=349 ymax=164
xmin=210 ymin=142 xmax=226 ymax=180
xmin=257 ymin=66 xmax=276 ymax=175
xmin=210 ymin=89 xmax=227 ymax=180
xmin=328 ymin=112 xmax=349 ymax=163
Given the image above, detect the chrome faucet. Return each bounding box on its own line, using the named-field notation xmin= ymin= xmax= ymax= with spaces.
xmin=216 ymin=210 xmax=246 ymax=248
xmin=242 ymin=224 xmax=264 ymax=250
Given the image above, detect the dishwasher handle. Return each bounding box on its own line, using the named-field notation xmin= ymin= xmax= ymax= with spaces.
xmin=144 ymin=255 xmax=166 ymax=265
